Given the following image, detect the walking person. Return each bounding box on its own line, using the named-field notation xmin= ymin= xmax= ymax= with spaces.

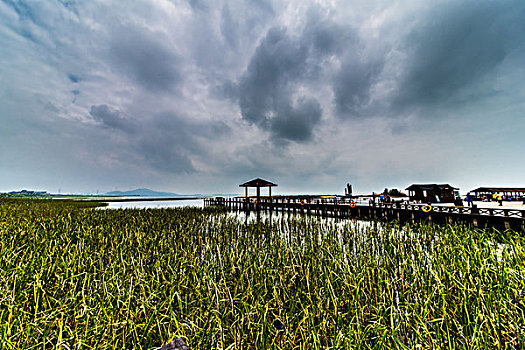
xmin=497 ymin=194 xmax=503 ymax=206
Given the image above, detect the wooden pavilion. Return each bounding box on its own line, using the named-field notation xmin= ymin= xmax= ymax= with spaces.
xmin=240 ymin=178 xmax=278 ymax=204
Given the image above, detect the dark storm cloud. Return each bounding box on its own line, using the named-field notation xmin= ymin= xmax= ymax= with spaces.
xmin=395 ymin=0 xmax=525 ymax=110
xmin=90 ymin=104 xmax=135 ymax=132
xmin=239 ymin=27 xmax=307 ymax=125
xmin=235 ymin=10 xmax=386 ymax=136
xmin=237 ymin=20 xmax=347 ymax=143
xmin=270 ymin=97 xmax=322 ymax=142
xmin=109 ymin=26 xmax=181 ymax=93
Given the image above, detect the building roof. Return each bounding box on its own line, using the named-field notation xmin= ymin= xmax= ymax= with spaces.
xmin=405 ymin=184 xmax=458 ymax=191
xmin=471 ymin=187 xmax=525 ymax=193
xmin=239 ymin=178 xmax=278 ymax=188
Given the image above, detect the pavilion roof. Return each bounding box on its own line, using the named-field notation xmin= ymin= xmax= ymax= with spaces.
xmin=239 ymin=178 xmax=278 ymax=188
xmin=405 ymin=184 xmax=458 ymax=191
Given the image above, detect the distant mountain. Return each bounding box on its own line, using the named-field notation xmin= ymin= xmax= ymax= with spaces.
xmin=105 ymin=188 xmax=180 ymax=197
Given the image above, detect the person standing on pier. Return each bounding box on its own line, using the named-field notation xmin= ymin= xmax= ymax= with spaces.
xmin=497 ymin=194 xmax=503 ymax=206
xmin=466 ymin=193 xmax=474 ymax=207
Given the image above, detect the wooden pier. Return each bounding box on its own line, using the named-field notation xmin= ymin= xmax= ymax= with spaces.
xmin=204 ymin=196 xmax=525 ymax=231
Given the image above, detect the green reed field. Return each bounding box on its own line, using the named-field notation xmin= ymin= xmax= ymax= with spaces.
xmin=0 ymin=198 xmax=524 ymax=349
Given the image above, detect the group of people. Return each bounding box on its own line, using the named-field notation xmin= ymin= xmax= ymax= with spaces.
xmin=491 ymin=193 xmax=504 ymax=206
xmin=367 ymin=193 xmax=393 ymax=205
xmin=466 ymin=193 xmax=525 ymax=206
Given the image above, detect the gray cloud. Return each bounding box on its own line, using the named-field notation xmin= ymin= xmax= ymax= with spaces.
xmin=185 ymin=0 xmax=278 ymax=76
xmin=86 ymin=107 xmax=232 ymax=174
xmin=235 ymin=9 xmax=385 ymax=138
xmin=2 ymin=0 xmax=46 ymax=29
xmin=187 ymin=0 xmax=209 ymax=12
xmin=136 ymin=137 xmax=195 ymax=174
xmin=213 ymin=80 xmax=239 ymax=102
xmin=334 ymin=58 xmax=384 ymax=118
xmin=220 ymin=4 xmax=239 ymax=50
xmin=394 ymin=0 xmax=525 ymax=110
xmin=270 ymin=97 xmax=322 ymax=142
xmin=300 ymin=9 xmax=348 ymax=58
xmin=132 ymin=112 xmax=231 ymax=174
xmin=237 ymin=24 xmax=331 ymax=143
xmin=300 ymin=9 xmax=385 ymax=120
xmin=89 ymin=105 xmax=135 ymax=132
xmin=68 ymin=73 xmax=81 ymax=83
xmin=109 ymin=26 xmax=181 ymax=93
xmin=239 ymin=27 xmax=307 ymax=124
xmin=3 ymin=0 xmax=525 ymax=195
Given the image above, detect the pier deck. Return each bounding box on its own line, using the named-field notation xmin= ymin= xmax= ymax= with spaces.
xmin=204 ymin=196 xmax=525 ymax=231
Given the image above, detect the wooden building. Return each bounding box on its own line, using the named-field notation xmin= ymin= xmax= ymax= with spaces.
xmin=405 ymin=184 xmax=459 ymax=203
xmin=470 ymin=187 xmax=525 ymax=200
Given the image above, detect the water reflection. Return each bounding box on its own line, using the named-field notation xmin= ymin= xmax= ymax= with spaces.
xmin=229 ymin=208 xmax=373 ymax=230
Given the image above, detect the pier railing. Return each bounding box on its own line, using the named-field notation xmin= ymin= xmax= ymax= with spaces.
xmin=204 ymin=196 xmax=525 ymax=218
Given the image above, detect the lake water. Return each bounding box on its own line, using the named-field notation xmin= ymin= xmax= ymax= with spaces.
xmin=104 ymin=198 xmax=203 ymax=209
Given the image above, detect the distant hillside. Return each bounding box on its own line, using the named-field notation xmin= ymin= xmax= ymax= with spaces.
xmin=105 ymin=188 xmax=180 ymax=197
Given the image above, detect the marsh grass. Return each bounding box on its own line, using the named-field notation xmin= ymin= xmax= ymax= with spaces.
xmin=0 ymin=199 xmax=524 ymax=349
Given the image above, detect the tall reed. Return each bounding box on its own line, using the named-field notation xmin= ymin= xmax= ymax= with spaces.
xmin=0 ymin=199 xmax=523 ymax=348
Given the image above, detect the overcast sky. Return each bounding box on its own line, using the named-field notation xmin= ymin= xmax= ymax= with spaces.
xmin=1 ymin=0 xmax=524 ymax=195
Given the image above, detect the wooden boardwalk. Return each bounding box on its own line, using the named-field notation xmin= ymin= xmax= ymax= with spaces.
xmin=204 ymin=196 xmax=525 ymax=231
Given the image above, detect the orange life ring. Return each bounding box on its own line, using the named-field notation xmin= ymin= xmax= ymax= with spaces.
xmin=350 ymin=201 xmax=356 ymax=208
xmin=300 ymin=200 xmax=305 ymax=205
xmin=422 ymin=205 xmax=432 ymax=213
